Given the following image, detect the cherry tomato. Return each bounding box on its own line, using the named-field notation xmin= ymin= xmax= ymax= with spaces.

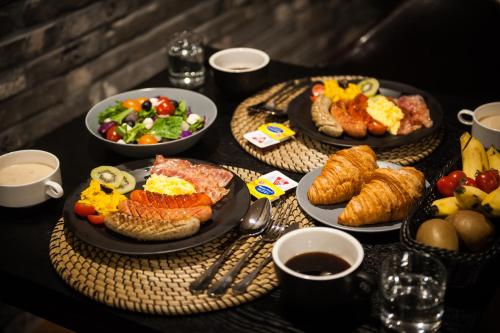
xmin=476 ymin=170 xmax=499 ymax=193
xmin=311 ymin=83 xmax=325 ymax=96
xmin=87 ymin=214 xmax=105 ymax=225
xmin=123 ymin=99 xmax=141 ymax=112
xmin=463 ymin=177 xmax=476 ymax=187
xmin=436 ymin=176 xmax=457 ymax=197
xmin=106 ymin=125 xmax=121 ymax=142
xmin=137 ymin=134 xmax=159 ymax=145
xmin=309 ymin=84 xmax=325 ymax=102
xmin=156 ymin=98 xmax=175 ymax=116
xmin=447 ymin=170 xmax=466 ymax=187
xmin=74 ymin=202 xmax=96 ymax=217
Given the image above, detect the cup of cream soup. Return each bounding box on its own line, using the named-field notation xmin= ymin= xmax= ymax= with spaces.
xmin=457 ymin=102 xmax=500 ymax=149
xmin=0 ymin=150 xmax=64 ymax=207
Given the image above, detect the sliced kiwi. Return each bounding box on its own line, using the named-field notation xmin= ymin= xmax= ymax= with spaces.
xmin=358 ymin=78 xmax=380 ymax=97
xmin=115 ymin=171 xmax=136 ymax=194
xmin=90 ymin=166 xmax=124 ymax=188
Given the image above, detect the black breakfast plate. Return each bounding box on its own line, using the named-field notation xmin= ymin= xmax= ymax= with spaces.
xmin=287 ymin=79 xmax=443 ymax=149
xmin=63 ymin=159 xmax=251 ymax=255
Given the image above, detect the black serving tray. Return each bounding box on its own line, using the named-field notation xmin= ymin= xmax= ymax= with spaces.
xmin=400 ymin=156 xmax=500 ymax=288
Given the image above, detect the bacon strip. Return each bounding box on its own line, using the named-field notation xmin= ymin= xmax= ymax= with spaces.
xmin=150 ymin=156 xmax=233 ymax=203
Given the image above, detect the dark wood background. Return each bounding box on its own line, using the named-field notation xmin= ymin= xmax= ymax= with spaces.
xmin=0 ymin=0 xmax=399 ymax=152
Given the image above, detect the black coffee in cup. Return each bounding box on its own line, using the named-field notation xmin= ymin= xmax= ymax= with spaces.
xmin=285 ymin=252 xmax=351 ymax=276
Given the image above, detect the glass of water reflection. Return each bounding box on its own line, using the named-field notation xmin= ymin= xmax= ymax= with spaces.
xmin=379 ymin=252 xmax=447 ymax=333
xmin=167 ymin=30 xmax=205 ymax=89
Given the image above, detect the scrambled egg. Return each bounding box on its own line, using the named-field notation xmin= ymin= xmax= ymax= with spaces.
xmin=80 ymin=180 xmax=126 ymax=215
xmin=366 ymin=96 xmax=404 ymax=135
xmin=144 ymin=174 xmax=196 ymax=195
xmin=324 ymin=80 xmax=361 ymax=102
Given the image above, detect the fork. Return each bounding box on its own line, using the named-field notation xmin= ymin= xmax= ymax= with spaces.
xmin=232 ymin=218 xmax=298 ymax=295
xmin=248 ymin=79 xmax=309 ymax=116
xmin=207 ymin=199 xmax=290 ymax=297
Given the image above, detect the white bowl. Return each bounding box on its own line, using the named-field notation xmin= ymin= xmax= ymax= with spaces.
xmin=85 ymin=88 xmax=217 ymax=158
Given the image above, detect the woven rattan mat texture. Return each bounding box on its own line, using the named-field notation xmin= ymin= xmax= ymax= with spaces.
xmin=231 ymin=76 xmax=443 ymax=174
xmin=49 ymin=166 xmax=315 ymax=315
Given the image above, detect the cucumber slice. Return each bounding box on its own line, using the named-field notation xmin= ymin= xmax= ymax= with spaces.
xmin=358 ymin=78 xmax=380 ymax=97
xmin=90 ymin=166 xmax=124 ymax=188
xmin=115 ymin=171 xmax=136 ymax=194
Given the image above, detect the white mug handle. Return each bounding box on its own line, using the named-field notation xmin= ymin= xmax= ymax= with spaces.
xmin=45 ymin=180 xmax=64 ymax=199
xmin=457 ymin=109 xmax=474 ymax=126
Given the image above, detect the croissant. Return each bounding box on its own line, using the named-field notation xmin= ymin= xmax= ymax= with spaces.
xmin=307 ymin=145 xmax=377 ymax=205
xmin=338 ymin=167 xmax=425 ymax=226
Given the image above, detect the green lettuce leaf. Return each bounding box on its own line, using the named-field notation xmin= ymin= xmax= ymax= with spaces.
xmin=98 ymin=101 xmax=131 ymax=123
xmin=150 ymin=116 xmax=183 ymax=140
xmin=174 ymin=100 xmax=187 ymax=119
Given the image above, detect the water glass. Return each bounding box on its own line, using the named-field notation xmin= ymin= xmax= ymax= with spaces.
xmin=379 ymin=252 xmax=447 ymax=333
xmin=167 ymin=31 xmax=205 ymax=88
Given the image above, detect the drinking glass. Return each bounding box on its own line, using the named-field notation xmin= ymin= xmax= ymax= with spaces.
xmin=167 ymin=30 xmax=205 ymax=88
xmin=379 ymin=252 xmax=447 ymax=333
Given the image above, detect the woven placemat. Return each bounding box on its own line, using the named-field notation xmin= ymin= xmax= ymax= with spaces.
xmin=49 ymin=166 xmax=314 ymax=315
xmin=231 ymin=76 xmax=443 ymax=173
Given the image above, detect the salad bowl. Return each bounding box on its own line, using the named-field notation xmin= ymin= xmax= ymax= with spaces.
xmin=85 ymin=87 xmax=217 ymax=157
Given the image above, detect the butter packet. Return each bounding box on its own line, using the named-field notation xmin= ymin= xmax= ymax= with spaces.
xmin=259 ymin=170 xmax=298 ymax=192
xmin=247 ymin=178 xmax=285 ymax=201
xmin=258 ymin=123 xmax=295 ymax=142
xmin=243 ymin=130 xmax=279 ymax=149
xmin=247 ymin=170 xmax=298 ymax=201
xmin=244 ymin=123 xmax=295 ymax=149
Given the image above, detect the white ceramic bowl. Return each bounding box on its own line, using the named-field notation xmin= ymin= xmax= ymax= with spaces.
xmin=209 ymin=48 xmax=270 ymax=95
xmin=85 ymin=88 xmax=217 ymax=158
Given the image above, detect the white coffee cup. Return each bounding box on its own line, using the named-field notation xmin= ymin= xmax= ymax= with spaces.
xmin=0 ymin=150 xmax=64 ymax=207
xmin=457 ymin=102 xmax=500 ymax=149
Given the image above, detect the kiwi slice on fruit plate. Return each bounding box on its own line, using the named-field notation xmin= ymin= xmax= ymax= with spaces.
xmin=357 ymin=78 xmax=380 ymax=97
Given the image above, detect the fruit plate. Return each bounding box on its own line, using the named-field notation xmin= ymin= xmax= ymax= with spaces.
xmin=400 ymin=156 xmax=500 ymax=287
xmin=62 ymin=159 xmax=250 ymax=255
xmin=287 ymin=79 xmax=443 ymax=149
xmin=296 ymin=161 xmax=429 ymax=233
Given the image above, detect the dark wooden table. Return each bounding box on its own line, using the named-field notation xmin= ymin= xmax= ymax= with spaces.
xmin=1 ymin=58 xmax=499 ymax=333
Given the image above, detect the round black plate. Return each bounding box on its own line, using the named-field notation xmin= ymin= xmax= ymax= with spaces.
xmin=63 ymin=159 xmax=251 ymax=255
xmin=288 ymin=79 xmax=443 ymax=148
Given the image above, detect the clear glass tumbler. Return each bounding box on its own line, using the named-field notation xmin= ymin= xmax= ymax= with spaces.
xmin=379 ymin=252 xmax=447 ymax=333
xmin=167 ymin=30 xmax=205 ymax=89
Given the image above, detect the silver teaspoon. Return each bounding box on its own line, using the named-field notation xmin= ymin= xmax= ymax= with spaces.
xmin=189 ymin=198 xmax=272 ymax=294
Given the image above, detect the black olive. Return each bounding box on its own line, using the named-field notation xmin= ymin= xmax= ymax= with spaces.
xmin=100 ymin=184 xmax=113 ymax=194
xmin=142 ymin=100 xmax=152 ymax=111
xmin=172 ymin=100 xmax=179 ymax=108
xmin=338 ymin=79 xmax=349 ymax=89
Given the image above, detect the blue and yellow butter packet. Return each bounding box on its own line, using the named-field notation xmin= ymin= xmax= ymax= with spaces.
xmin=247 ymin=178 xmax=285 ymax=202
xmin=258 ymin=123 xmax=295 ymax=142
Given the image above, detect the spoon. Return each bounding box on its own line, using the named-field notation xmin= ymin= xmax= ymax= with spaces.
xmin=189 ymin=198 xmax=272 ymax=294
